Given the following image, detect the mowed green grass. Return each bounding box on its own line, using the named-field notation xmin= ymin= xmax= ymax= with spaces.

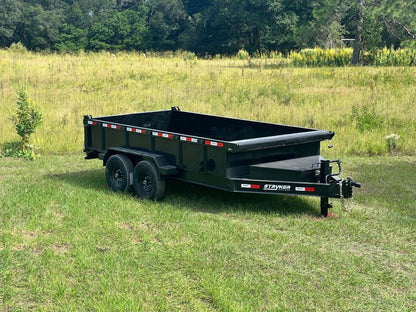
xmin=1 ymin=155 xmax=415 ymax=311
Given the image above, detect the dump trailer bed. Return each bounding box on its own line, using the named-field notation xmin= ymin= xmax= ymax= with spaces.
xmin=83 ymin=107 xmax=360 ymax=216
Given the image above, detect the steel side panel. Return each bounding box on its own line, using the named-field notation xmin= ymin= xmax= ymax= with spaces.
xmin=128 ymin=132 xmax=152 ymax=151
xmin=206 ymin=147 xmax=227 ymax=177
xmin=91 ymin=126 xmax=102 ymax=150
xmin=181 ymin=143 xmax=204 ymax=171
xmin=154 ymin=137 xmax=178 ymax=161
xmin=105 ymin=128 xmax=126 ymax=149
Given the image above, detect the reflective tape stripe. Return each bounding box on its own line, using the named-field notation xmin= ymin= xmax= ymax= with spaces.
xmin=205 ymin=140 xmax=224 ymax=147
xmin=87 ymin=120 xmax=97 ymax=126
xmin=180 ymin=136 xmax=198 ymax=143
xmin=295 ymin=187 xmax=315 ymax=192
xmin=127 ymin=127 xmax=145 ymax=134
xmin=152 ymin=131 xmax=173 ymax=139
xmin=102 ymin=123 xmax=120 ymax=130
xmin=241 ymin=184 xmax=261 ymax=189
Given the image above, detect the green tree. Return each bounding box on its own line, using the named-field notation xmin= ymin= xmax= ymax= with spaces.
xmin=1 ymin=0 xmax=415 ymax=55
xmin=350 ymin=0 xmax=416 ymax=64
xmin=87 ymin=8 xmax=148 ymax=51
xmin=190 ymin=0 xmax=299 ymax=55
xmin=294 ymin=0 xmax=348 ymax=49
xmin=145 ymin=0 xmax=188 ymax=51
xmin=56 ymin=0 xmax=116 ymax=52
xmin=0 ymin=0 xmax=22 ymax=47
xmin=54 ymin=23 xmax=88 ymax=52
xmin=12 ymin=3 xmax=63 ymax=50
xmin=123 ymin=7 xmax=149 ymax=50
xmin=292 ymin=0 xmax=415 ymax=64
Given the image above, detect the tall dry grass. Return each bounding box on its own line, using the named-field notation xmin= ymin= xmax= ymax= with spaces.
xmin=1 ymin=49 xmax=415 ymax=156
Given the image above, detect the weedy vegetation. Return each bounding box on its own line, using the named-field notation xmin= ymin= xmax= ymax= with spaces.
xmin=0 ymin=49 xmax=415 ymax=156
xmin=3 ymin=86 xmax=42 ymax=160
xmin=1 ymin=49 xmax=416 ymax=311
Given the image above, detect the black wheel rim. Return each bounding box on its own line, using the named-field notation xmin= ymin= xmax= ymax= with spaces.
xmin=139 ymin=173 xmax=153 ymax=194
xmin=110 ymin=167 xmax=124 ymax=188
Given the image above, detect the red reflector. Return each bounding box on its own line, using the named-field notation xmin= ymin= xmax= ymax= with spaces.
xmin=305 ymin=187 xmax=315 ymax=192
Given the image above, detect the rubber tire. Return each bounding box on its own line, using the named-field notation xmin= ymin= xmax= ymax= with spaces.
xmin=133 ymin=160 xmax=166 ymax=201
xmin=105 ymin=154 xmax=134 ymax=192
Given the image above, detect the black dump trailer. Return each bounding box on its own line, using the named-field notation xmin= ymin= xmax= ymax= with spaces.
xmin=83 ymin=107 xmax=360 ymax=216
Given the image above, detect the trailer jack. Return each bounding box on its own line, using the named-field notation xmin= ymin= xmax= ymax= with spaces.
xmin=320 ymin=197 xmax=333 ymax=217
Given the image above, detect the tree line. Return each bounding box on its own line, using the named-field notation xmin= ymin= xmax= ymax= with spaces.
xmin=0 ymin=0 xmax=415 ymax=60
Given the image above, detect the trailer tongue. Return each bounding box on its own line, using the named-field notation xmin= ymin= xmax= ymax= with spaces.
xmin=84 ymin=107 xmax=360 ymax=216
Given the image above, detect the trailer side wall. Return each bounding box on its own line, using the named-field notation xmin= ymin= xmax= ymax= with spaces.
xmin=85 ymin=110 xmax=332 ymax=188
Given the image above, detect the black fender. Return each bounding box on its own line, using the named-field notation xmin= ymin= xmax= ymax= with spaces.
xmin=101 ymin=147 xmax=178 ymax=176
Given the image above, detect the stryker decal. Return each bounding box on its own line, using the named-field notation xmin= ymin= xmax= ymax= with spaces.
xmin=263 ymin=184 xmax=291 ymax=192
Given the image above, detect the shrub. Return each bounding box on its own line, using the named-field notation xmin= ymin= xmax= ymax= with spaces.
xmin=287 ymin=47 xmax=416 ymax=67
xmin=236 ymin=49 xmax=250 ymax=60
xmin=289 ymin=48 xmax=353 ymax=67
xmin=351 ymin=104 xmax=384 ymax=132
xmin=385 ymin=133 xmax=400 ymax=154
xmin=8 ymin=42 xmax=28 ymax=54
xmin=374 ymin=47 xmax=416 ymax=66
xmin=8 ymin=87 xmax=42 ymax=159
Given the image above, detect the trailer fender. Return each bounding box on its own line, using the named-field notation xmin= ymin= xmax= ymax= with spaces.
xmin=102 ymin=147 xmax=178 ymax=176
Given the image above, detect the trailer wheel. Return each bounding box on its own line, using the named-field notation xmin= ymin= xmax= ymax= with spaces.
xmin=133 ymin=160 xmax=166 ymax=201
xmin=105 ymin=154 xmax=134 ymax=192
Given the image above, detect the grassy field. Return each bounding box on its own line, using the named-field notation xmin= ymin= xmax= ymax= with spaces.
xmin=0 ymin=50 xmax=415 ymax=156
xmin=1 ymin=155 xmax=415 ymax=311
xmin=1 ymin=50 xmax=416 ymax=311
